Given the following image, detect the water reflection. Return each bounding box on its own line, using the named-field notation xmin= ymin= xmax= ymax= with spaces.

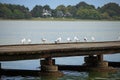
xmin=1 ymin=75 xmax=59 ymax=80
xmin=88 ymin=72 xmax=109 ymax=79
xmin=0 ymin=21 xmax=120 ymax=80
xmin=1 ymin=70 xmax=120 ymax=80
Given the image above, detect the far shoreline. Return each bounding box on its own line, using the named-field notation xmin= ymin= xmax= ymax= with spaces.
xmin=0 ymin=18 xmax=120 ymax=22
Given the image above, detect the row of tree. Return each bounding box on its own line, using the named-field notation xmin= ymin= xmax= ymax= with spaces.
xmin=0 ymin=2 xmax=120 ymax=20
xmin=0 ymin=3 xmax=31 ymax=19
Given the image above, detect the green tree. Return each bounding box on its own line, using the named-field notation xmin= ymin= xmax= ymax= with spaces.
xmin=56 ymin=5 xmax=66 ymax=15
xmin=0 ymin=6 xmax=13 ymax=18
xmin=31 ymin=5 xmax=43 ymax=17
xmin=0 ymin=3 xmax=31 ymax=19
xmin=75 ymin=1 xmax=100 ymax=19
xmin=99 ymin=3 xmax=120 ymax=18
xmin=13 ymin=9 xmax=24 ymax=19
xmin=66 ymin=5 xmax=77 ymax=18
xmin=101 ymin=12 xmax=110 ymax=19
xmin=77 ymin=8 xmax=101 ymax=19
xmin=76 ymin=1 xmax=95 ymax=9
xmin=43 ymin=5 xmax=51 ymax=10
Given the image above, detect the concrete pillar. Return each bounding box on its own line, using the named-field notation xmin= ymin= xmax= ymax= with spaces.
xmin=41 ymin=57 xmax=58 ymax=72
xmin=84 ymin=55 xmax=98 ymax=67
xmin=96 ymin=61 xmax=108 ymax=68
xmin=84 ymin=55 xmax=108 ymax=68
xmin=96 ymin=54 xmax=108 ymax=68
xmin=97 ymin=54 xmax=103 ymax=62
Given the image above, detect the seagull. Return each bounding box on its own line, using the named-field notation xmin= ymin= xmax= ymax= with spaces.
xmin=74 ymin=36 xmax=79 ymax=42
xmin=84 ymin=37 xmax=87 ymax=42
xmin=55 ymin=37 xmax=61 ymax=43
xmin=28 ymin=39 xmax=32 ymax=44
xmin=67 ymin=37 xmax=72 ymax=42
xmin=91 ymin=36 xmax=95 ymax=42
xmin=21 ymin=38 xmax=26 ymax=44
xmin=41 ymin=38 xmax=47 ymax=43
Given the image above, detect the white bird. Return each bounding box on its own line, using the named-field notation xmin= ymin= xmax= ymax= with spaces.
xmin=91 ymin=36 xmax=95 ymax=42
xmin=21 ymin=38 xmax=26 ymax=44
xmin=28 ymin=39 xmax=32 ymax=44
xmin=74 ymin=36 xmax=79 ymax=42
xmin=41 ymin=38 xmax=47 ymax=43
xmin=67 ymin=37 xmax=72 ymax=42
xmin=55 ymin=37 xmax=61 ymax=43
xmin=84 ymin=37 xmax=88 ymax=42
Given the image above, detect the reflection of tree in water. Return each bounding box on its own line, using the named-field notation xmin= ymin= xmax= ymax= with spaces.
xmin=59 ymin=71 xmax=89 ymax=80
xmin=39 ymin=76 xmax=58 ymax=80
xmin=88 ymin=71 xmax=120 ymax=80
xmin=1 ymin=70 xmax=120 ymax=80
xmin=88 ymin=71 xmax=109 ymax=79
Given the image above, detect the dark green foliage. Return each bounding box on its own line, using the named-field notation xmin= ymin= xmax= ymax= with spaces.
xmin=75 ymin=2 xmax=101 ymax=19
xmin=99 ymin=3 xmax=120 ymax=20
xmin=0 ymin=1 xmax=120 ymax=20
xmin=75 ymin=1 xmax=95 ymax=9
xmin=30 ymin=1 xmax=120 ymax=20
xmin=31 ymin=5 xmax=43 ymax=17
xmin=0 ymin=3 xmax=31 ymax=19
xmin=76 ymin=8 xmax=101 ymax=19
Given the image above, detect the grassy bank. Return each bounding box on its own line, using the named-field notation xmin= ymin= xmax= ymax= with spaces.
xmin=0 ymin=17 xmax=120 ymax=21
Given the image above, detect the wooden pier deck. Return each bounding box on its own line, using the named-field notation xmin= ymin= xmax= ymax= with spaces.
xmin=0 ymin=41 xmax=120 ymax=61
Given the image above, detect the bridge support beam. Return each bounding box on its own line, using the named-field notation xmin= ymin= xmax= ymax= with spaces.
xmin=40 ymin=57 xmax=63 ymax=76
xmin=97 ymin=54 xmax=103 ymax=62
xmin=41 ymin=57 xmax=58 ymax=72
xmin=96 ymin=54 xmax=108 ymax=68
xmin=83 ymin=54 xmax=117 ymax=72
xmin=84 ymin=54 xmax=108 ymax=68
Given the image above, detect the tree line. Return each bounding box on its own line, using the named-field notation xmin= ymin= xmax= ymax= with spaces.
xmin=0 ymin=2 xmax=120 ymax=20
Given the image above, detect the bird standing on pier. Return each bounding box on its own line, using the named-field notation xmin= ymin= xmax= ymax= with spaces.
xmin=67 ymin=37 xmax=72 ymax=42
xmin=21 ymin=38 xmax=26 ymax=44
xmin=74 ymin=36 xmax=79 ymax=42
xmin=28 ymin=39 xmax=32 ymax=44
xmin=41 ymin=38 xmax=47 ymax=43
xmin=55 ymin=37 xmax=62 ymax=43
xmin=84 ymin=37 xmax=88 ymax=42
xmin=91 ymin=36 xmax=95 ymax=42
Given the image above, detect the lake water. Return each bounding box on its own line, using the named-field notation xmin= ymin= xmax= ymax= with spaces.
xmin=0 ymin=20 xmax=120 ymax=80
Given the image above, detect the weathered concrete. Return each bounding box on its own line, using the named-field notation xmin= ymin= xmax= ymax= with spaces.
xmin=0 ymin=69 xmax=63 ymax=77
xmin=109 ymin=62 xmax=120 ymax=67
xmin=41 ymin=58 xmax=58 ymax=72
xmin=97 ymin=54 xmax=103 ymax=62
xmin=58 ymin=64 xmax=118 ymax=72
xmin=40 ymin=58 xmax=62 ymax=76
xmin=83 ymin=55 xmax=118 ymax=72
xmin=0 ymin=41 xmax=120 ymax=61
xmin=1 ymin=62 xmax=119 ymax=76
xmin=84 ymin=55 xmax=108 ymax=67
xmin=0 ymin=41 xmax=120 ymax=73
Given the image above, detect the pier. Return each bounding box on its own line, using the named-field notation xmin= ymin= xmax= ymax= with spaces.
xmin=0 ymin=41 xmax=120 ymax=75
